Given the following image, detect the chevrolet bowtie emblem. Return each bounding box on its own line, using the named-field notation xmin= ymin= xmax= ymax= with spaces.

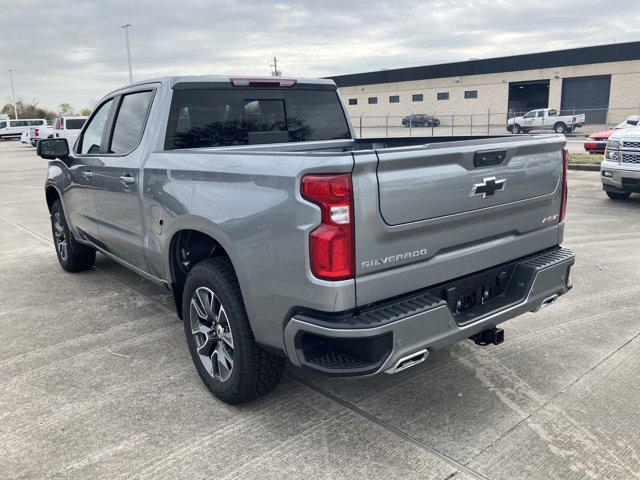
xmin=470 ymin=177 xmax=506 ymax=198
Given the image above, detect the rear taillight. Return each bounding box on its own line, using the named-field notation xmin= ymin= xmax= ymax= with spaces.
xmin=301 ymin=174 xmax=354 ymax=281
xmin=60 ymin=121 xmax=64 ymax=130
xmin=560 ymin=147 xmax=569 ymax=221
xmin=34 ymin=128 xmax=39 ymax=136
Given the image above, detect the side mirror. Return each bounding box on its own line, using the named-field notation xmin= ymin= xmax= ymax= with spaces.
xmin=37 ymin=138 xmax=69 ymax=160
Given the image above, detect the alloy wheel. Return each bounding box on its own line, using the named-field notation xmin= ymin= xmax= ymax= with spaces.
xmin=189 ymin=286 xmax=235 ymax=382
xmin=53 ymin=212 xmax=68 ymax=262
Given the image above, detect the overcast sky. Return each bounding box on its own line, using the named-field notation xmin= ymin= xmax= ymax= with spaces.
xmin=1 ymin=0 xmax=639 ymax=111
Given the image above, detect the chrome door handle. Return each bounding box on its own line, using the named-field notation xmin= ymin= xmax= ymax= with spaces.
xmin=82 ymin=171 xmax=94 ymax=180
xmin=120 ymin=175 xmax=135 ymax=185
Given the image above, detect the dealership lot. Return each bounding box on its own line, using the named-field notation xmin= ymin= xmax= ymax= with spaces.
xmin=1 ymin=140 xmax=640 ymax=479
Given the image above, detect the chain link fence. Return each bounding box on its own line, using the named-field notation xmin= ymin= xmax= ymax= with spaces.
xmin=352 ymin=106 xmax=640 ymax=138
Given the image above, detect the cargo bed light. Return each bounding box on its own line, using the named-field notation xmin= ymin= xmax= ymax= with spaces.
xmin=230 ymin=77 xmax=297 ymax=88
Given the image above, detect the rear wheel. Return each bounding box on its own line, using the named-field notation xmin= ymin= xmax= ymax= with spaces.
xmin=50 ymin=200 xmax=96 ymax=272
xmin=182 ymin=257 xmax=285 ymax=404
xmin=606 ymin=191 xmax=631 ymax=200
xmin=554 ymin=122 xmax=568 ymax=134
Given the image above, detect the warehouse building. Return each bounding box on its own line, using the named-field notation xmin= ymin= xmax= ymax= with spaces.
xmin=330 ymin=41 xmax=640 ymax=127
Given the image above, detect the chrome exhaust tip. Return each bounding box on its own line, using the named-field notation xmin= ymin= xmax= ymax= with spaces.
xmin=535 ymin=294 xmax=558 ymax=312
xmin=386 ymin=349 xmax=428 ymax=374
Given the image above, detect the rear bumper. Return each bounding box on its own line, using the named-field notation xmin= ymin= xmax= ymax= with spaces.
xmin=284 ymin=248 xmax=574 ymax=377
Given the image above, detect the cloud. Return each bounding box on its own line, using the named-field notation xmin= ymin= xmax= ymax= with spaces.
xmin=0 ymin=0 xmax=638 ymax=110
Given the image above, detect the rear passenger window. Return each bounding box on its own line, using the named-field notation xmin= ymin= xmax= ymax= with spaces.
xmin=110 ymin=91 xmax=154 ymax=154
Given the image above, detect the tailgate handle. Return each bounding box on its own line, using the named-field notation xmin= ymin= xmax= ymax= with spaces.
xmin=474 ymin=150 xmax=507 ymax=168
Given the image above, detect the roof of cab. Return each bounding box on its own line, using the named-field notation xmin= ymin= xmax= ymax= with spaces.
xmin=104 ymin=75 xmax=336 ymax=98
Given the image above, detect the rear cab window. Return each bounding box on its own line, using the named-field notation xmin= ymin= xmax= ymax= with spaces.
xmin=164 ymin=86 xmax=351 ymax=149
xmin=66 ymin=119 xmax=86 ymax=130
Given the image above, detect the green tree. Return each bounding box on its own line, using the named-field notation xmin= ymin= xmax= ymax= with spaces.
xmin=57 ymin=102 xmax=75 ymax=116
xmin=2 ymin=97 xmax=55 ymax=121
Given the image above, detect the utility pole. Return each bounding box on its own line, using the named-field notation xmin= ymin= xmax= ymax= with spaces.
xmin=121 ymin=24 xmax=133 ymax=83
xmin=270 ymin=57 xmax=281 ymax=76
xmin=8 ymin=70 xmax=18 ymax=119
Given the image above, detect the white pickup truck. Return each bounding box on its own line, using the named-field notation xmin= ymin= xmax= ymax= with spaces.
xmin=508 ymin=108 xmax=585 ymax=134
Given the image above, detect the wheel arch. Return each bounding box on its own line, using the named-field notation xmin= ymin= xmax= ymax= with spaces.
xmin=166 ymin=225 xmax=244 ymax=319
xmin=45 ymin=184 xmax=62 ymax=213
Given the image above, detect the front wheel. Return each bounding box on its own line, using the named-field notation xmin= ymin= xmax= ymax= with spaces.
xmin=512 ymin=124 xmax=522 ymax=134
xmin=182 ymin=257 xmax=285 ymax=404
xmin=606 ymin=191 xmax=631 ymax=200
xmin=50 ymin=200 xmax=96 ymax=272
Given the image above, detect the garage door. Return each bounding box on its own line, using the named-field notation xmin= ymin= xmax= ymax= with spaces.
xmin=561 ymin=75 xmax=611 ymax=124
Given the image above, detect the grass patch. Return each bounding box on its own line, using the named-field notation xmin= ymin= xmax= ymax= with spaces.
xmin=569 ymin=153 xmax=603 ymax=165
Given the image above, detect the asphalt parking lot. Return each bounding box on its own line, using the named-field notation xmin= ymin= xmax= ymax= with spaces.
xmin=1 ymin=140 xmax=640 ymax=479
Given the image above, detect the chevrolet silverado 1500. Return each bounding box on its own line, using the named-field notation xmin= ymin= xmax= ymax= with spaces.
xmin=37 ymin=76 xmax=574 ymax=404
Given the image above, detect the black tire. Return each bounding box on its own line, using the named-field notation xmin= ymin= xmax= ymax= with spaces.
xmin=512 ymin=124 xmax=522 ymax=134
xmin=50 ymin=200 xmax=96 ymax=272
xmin=606 ymin=191 xmax=631 ymax=200
xmin=554 ymin=122 xmax=568 ymax=134
xmin=182 ymin=257 xmax=285 ymax=404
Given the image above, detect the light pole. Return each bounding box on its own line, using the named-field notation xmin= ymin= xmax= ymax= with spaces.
xmin=8 ymin=70 xmax=18 ymax=119
xmin=121 ymin=24 xmax=133 ymax=83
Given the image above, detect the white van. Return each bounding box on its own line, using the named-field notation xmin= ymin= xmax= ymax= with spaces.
xmin=53 ymin=116 xmax=88 ymax=147
xmin=0 ymin=118 xmax=47 ymax=138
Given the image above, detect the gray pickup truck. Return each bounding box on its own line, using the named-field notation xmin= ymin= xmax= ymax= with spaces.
xmin=37 ymin=76 xmax=574 ymax=404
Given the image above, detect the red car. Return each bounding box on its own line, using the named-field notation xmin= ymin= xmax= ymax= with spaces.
xmin=584 ymin=115 xmax=639 ymax=153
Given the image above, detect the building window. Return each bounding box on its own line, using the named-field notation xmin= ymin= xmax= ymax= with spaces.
xmin=412 ymin=94 xmax=423 ymax=102
xmin=464 ymin=90 xmax=478 ymax=99
xmin=368 ymin=97 xmax=378 ymax=104
xmin=389 ymin=95 xmax=399 ymax=103
xmin=348 ymin=98 xmax=357 ymax=105
xmin=437 ymin=92 xmax=449 ymax=100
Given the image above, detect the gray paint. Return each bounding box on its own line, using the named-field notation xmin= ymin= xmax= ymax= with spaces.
xmin=45 ymin=75 xmax=569 ymax=360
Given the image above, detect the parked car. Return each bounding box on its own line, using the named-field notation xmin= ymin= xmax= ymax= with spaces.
xmin=584 ymin=115 xmax=639 ymax=154
xmin=37 ymin=75 xmax=574 ymax=404
xmin=402 ymin=114 xmax=440 ymax=127
xmin=0 ymin=118 xmax=47 ymax=139
xmin=29 ymin=124 xmax=54 ymax=146
xmin=601 ymin=125 xmax=640 ymax=199
xmin=53 ymin=116 xmax=88 ymax=148
xmin=507 ymin=108 xmax=585 ymax=134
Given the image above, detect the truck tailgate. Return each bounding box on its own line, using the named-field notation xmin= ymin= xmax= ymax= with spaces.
xmin=352 ymin=135 xmax=566 ymax=306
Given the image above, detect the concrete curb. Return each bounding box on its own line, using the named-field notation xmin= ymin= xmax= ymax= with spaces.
xmin=569 ymin=163 xmax=600 ymax=171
